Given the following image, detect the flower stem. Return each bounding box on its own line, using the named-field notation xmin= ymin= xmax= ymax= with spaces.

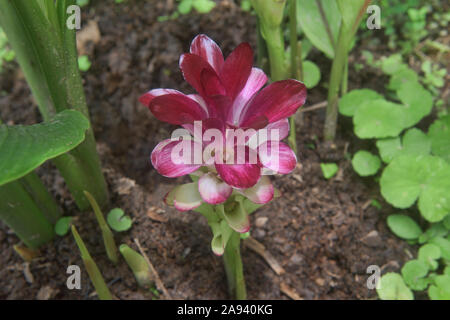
xmin=223 ymin=231 xmax=247 ymax=300
xmin=288 ymin=0 xmax=299 ymax=154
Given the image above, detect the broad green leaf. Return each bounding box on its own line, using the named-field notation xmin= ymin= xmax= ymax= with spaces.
xmin=55 ymin=217 xmax=72 ymax=236
xmin=401 ymin=259 xmax=429 ymax=291
xmin=339 ymin=89 xmax=383 ymax=117
xmin=428 ymin=237 xmax=450 ymax=261
xmin=107 ymin=208 xmax=132 ymax=232
xmin=428 ymin=275 xmax=450 ymax=300
xmin=397 ymin=81 xmax=433 ymax=128
xmin=192 ymin=0 xmax=216 ymax=13
xmin=377 ymin=273 xmax=414 ymax=300
xmin=376 ymin=138 xmax=402 ymax=163
xmin=418 ymin=244 xmax=441 ymax=270
xmin=320 ymin=163 xmax=338 ymax=179
xmin=352 ymin=150 xmax=381 ymax=177
xmin=381 ymin=155 xmax=450 ymax=222
xmin=387 ymin=68 xmax=418 ymax=91
xmin=297 ymin=0 xmax=341 ymax=58
xmin=302 ymin=60 xmax=321 ymax=89
xmin=0 ymin=110 xmax=89 ymax=187
xmin=428 ymin=115 xmax=450 ymax=163
xmin=419 ymin=224 xmax=448 ymax=244
xmin=387 ymin=214 xmax=423 ymax=240
xmin=376 ymin=129 xmax=430 ymax=164
xmin=353 ymin=99 xmax=406 ymax=139
xmin=444 ymin=215 xmax=450 ymax=230
xmin=178 ymin=0 xmax=193 ymax=14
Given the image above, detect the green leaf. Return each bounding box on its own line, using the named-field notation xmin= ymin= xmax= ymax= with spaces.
xmin=444 ymin=215 xmax=450 ymax=230
xmin=320 ymin=163 xmax=338 ymax=179
xmin=376 ymin=129 xmax=431 ymax=164
xmin=376 ymin=138 xmax=402 ymax=164
xmin=428 ymin=115 xmax=450 ymax=163
xmin=352 ymin=151 xmax=381 ymax=177
xmin=387 ymin=68 xmax=418 ymax=91
xmin=107 ymin=208 xmax=132 ymax=232
xmin=178 ymin=0 xmax=193 ymax=14
xmin=302 ymin=60 xmax=321 ymax=89
xmin=0 ymin=110 xmax=89 ymax=187
xmin=401 ymin=259 xmax=430 ymax=291
xmin=387 ymin=214 xmax=423 ymax=240
xmin=297 ymin=0 xmax=341 ymax=58
xmin=55 ymin=217 xmax=72 ymax=236
xmin=428 ymin=237 xmax=450 ymax=261
xmin=397 ymin=81 xmax=433 ymax=128
xmin=192 ymin=0 xmax=216 ymax=13
xmin=380 ymin=54 xmax=408 ymax=75
xmin=380 ymin=155 xmax=450 ymax=222
xmin=353 ymin=99 xmax=406 ymax=139
xmin=418 ymin=243 xmax=441 ymax=270
xmin=377 ymin=273 xmax=414 ymax=300
xmin=428 ymin=275 xmax=450 ymax=300
xmin=339 ymin=89 xmax=383 ymax=117
xmin=336 ymin=0 xmax=367 ymax=32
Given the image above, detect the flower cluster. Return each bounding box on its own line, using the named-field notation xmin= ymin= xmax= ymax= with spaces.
xmin=140 ymin=35 xmax=306 ymax=218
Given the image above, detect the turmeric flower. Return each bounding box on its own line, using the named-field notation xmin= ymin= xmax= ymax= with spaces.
xmin=140 ymin=35 xmax=306 ymax=217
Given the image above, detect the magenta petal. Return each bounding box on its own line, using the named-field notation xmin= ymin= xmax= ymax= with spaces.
xmin=139 ymin=88 xmax=180 ymax=107
xmin=258 ymin=141 xmax=297 ymax=174
xmin=149 ymin=93 xmax=208 ymax=125
xmin=215 ymin=146 xmax=261 ymax=188
xmin=227 ymin=68 xmax=268 ymax=125
xmin=180 ymin=53 xmax=219 ymax=98
xmin=247 ymin=118 xmax=290 ymax=149
xmin=241 ymin=176 xmax=274 ymax=204
xmin=239 ymin=80 xmax=307 ymax=127
xmin=220 ymin=42 xmax=253 ymax=100
xmin=190 ymin=34 xmax=224 ymax=73
xmin=198 ymin=173 xmax=232 ymax=204
xmin=200 ymin=68 xmax=226 ymax=97
xmin=151 ymin=139 xmax=202 ymax=178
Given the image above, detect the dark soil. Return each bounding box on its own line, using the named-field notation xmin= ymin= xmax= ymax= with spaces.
xmin=0 ymin=0 xmax=412 ymax=300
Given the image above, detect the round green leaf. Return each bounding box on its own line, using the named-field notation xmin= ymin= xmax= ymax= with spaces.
xmin=428 ymin=115 xmax=450 ymax=163
xmin=352 ymin=151 xmax=381 ymax=176
xmin=401 ymin=128 xmax=431 ymax=156
xmin=377 ymin=273 xmax=414 ymax=300
xmin=0 ymin=110 xmax=90 ymax=187
xmin=397 ymin=81 xmax=433 ymax=128
xmin=107 ymin=208 xmax=132 ymax=232
xmin=418 ymin=244 xmax=441 ymax=271
xmin=381 ymin=54 xmax=407 ymax=75
xmin=178 ymin=0 xmax=193 ymax=14
xmin=54 ymin=217 xmax=72 ymax=236
xmin=78 ymin=55 xmax=91 ymax=72
xmin=428 ymin=237 xmax=450 ymax=261
xmin=302 ymin=61 xmax=321 ymax=89
xmin=428 ymin=275 xmax=450 ymax=300
xmin=387 ymin=214 xmax=423 ymax=240
xmin=387 ymin=68 xmax=418 ymax=91
xmin=353 ymin=99 xmax=406 ymax=139
xmin=401 ymin=259 xmax=430 ymax=291
xmin=339 ymin=89 xmax=383 ymax=117
xmin=320 ymin=163 xmax=338 ymax=179
xmin=376 ymin=138 xmax=402 ymax=164
xmin=380 ymin=155 xmax=450 ymax=222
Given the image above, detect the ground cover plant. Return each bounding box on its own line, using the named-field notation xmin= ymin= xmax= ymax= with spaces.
xmin=0 ymin=0 xmax=448 ymax=301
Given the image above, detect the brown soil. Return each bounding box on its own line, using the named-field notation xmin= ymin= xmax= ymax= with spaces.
xmin=0 ymin=0 xmax=411 ymax=300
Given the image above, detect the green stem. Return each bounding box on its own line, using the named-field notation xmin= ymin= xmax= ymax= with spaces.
xmin=0 ymin=181 xmax=54 ymax=249
xmin=21 ymin=172 xmax=61 ymax=224
xmin=71 ymin=225 xmax=113 ymax=300
xmin=324 ymin=26 xmax=351 ymax=141
xmin=260 ymin=25 xmax=287 ymax=82
xmin=120 ymin=244 xmax=153 ymax=288
xmin=223 ymin=231 xmax=246 ymax=300
xmin=288 ymin=0 xmax=299 ymax=154
xmin=341 ymin=58 xmax=348 ymax=95
xmin=256 ymin=17 xmax=268 ymax=72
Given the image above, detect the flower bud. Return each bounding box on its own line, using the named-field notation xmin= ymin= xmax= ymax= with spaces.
xmin=250 ymin=0 xmax=287 ymax=28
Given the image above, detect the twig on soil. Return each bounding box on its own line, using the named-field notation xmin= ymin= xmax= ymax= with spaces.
xmin=299 ymin=101 xmax=328 ymax=113
xmin=134 ymin=238 xmax=172 ymax=300
xmin=280 ymin=282 xmax=303 ymax=300
xmin=244 ymin=237 xmax=285 ymax=276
